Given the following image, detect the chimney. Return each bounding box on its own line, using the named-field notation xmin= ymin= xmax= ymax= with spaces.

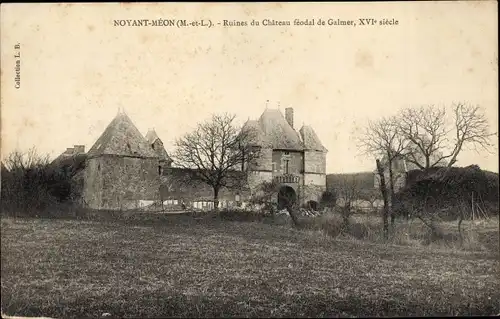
xmin=285 ymin=107 xmax=294 ymax=128
xmin=65 ymin=147 xmax=74 ymax=155
xmin=74 ymin=145 xmax=85 ymax=154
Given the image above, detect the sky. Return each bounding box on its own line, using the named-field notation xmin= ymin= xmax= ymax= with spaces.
xmin=1 ymin=2 xmax=498 ymax=173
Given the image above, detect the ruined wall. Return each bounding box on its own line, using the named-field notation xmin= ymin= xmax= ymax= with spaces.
xmin=83 ymin=155 xmax=160 ymax=210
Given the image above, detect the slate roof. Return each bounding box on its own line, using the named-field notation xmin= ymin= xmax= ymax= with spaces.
xmin=299 ymin=125 xmax=327 ymax=152
xmin=242 ymin=120 xmax=269 ymax=147
xmin=258 ymin=109 xmax=304 ymax=150
xmin=146 ymin=128 xmax=173 ymax=163
xmin=244 ymin=108 xmax=326 ymax=152
xmin=87 ymin=112 xmax=158 ymax=158
xmin=244 ymin=109 xmax=305 ymax=150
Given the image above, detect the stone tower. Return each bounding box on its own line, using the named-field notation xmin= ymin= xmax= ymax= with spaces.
xmin=83 ymin=111 xmax=161 ymax=210
xmin=243 ymin=106 xmax=327 ymax=208
xmin=299 ymin=125 xmax=327 ymax=206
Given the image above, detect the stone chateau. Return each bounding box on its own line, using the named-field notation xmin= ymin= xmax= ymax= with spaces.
xmin=60 ymin=106 xmax=327 ymax=211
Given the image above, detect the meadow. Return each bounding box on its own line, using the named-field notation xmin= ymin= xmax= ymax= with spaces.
xmin=1 ymin=212 xmax=499 ymax=318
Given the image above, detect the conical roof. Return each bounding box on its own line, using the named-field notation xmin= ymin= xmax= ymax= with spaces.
xmin=299 ymin=125 xmax=327 ymax=152
xmin=145 ymin=128 xmax=160 ymax=144
xmin=145 ymin=129 xmax=172 ymax=163
xmin=87 ymin=112 xmax=158 ymax=158
xmin=257 ymin=109 xmax=303 ymax=150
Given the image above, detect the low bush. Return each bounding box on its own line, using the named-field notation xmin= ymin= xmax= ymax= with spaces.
xmin=298 ymin=211 xmax=494 ymax=251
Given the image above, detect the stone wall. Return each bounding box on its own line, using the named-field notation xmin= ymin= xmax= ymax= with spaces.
xmin=271 ymin=150 xmax=303 ymax=175
xmin=247 ymin=171 xmax=273 ymax=192
xmin=83 ymin=155 xmax=160 ymax=210
xmin=82 ymin=157 xmax=103 ymax=208
xmin=303 ymin=151 xmax=326 ymax=174
xmin=160 ymin=167 xmax=251 ymax=203
xmin=304 ymin=173 xmax=326 ymax=186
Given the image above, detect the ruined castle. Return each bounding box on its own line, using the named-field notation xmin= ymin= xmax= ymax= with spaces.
xmin=66 ymin=107 xmax=327 ymax=211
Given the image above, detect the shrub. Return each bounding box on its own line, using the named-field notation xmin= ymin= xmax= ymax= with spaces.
xmin=396 ymin=165 xmax=499 ymax=220
xmin=320 ymin=190 xmax=337 ymax=209
xmin=1 ymin=148 xmax=86 ymax=217
xmin=297 ymin=212 xmax=492 ymax=251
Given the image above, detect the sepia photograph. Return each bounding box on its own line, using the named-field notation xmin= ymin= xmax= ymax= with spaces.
xmin=1 ymin=2 xmax=498 ymax=318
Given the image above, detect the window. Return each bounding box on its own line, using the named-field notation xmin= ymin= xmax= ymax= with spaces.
xmin=284 ymin=151 xmax=290 ymax=155
xmin=158 ymin=165 xmax=162 ymax=175
xmin=272 ymin=162 xmax=277 ymax=172
xmin=284 ymin=159 xmax=290 ymax=174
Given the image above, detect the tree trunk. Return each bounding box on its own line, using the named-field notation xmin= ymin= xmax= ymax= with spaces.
xmin=457 ymin=213 xmax=464 ymax=244
xmin=213 ymin=187 xmax=220 ymax=211
xmin=376 ymin=159 xmax=390 ymax=240
xmin=387 ymin=158 xmax=396 ymax=228
xmin=342 ymin=203 xmax=351 ymax=228
xmin=286 ymin=205 xmax=300 ymax=227
xmin=446 ymin=142 xmax=463 ymax=168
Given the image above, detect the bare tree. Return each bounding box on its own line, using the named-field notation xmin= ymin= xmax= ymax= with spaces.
xmin=1 ymin=147 xmax=53 ymax=215
xmin=357 ymin=116 xmax=407 ymax=226
xmin=172 ymin=113 xmax=259 ymax=210
xmin=376 ymin=159 xmax=390 ymax=240
xmin=332 ymin=174 xmax=362 ymax=227
xmin=320 ymin=190 xmax=337 ymax=212
xmin=3 ymin=147 xmax=50 ymax=172
xmin=278 ymin=184 xmax=301 ymax=227
xmin=446 ymin=103 xmax=497 ymax=167
xmin=398 ymin=103 xmax=496 ymax=169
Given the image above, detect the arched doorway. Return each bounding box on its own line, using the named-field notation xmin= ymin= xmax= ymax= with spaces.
xmin=278 ymin=186 xmax=297 ymax=210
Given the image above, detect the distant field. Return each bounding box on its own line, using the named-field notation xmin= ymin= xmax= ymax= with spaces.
xmin=1 ymin=215 xmax=499 ymax=318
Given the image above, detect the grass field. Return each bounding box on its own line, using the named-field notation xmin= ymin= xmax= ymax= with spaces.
xmin=1 ymin=214 xmax=499 ymax=318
